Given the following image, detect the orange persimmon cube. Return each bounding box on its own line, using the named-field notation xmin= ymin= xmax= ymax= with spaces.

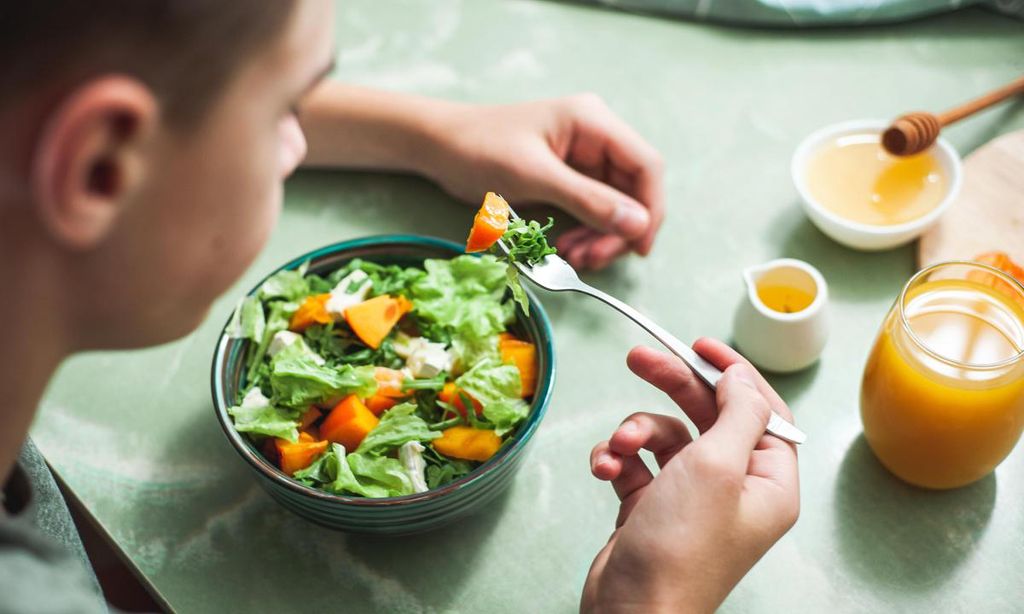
xmin=299 ymin=407 xmax=322 ymax=430
xmin=499 ymin=337 xmax=538 ymax=398
xmin=365 ymin=394 xmax=399 ymax=416
xmin=432 ymin=426 xmax=502 ymax=462
xmin=320 ymin=394 xmax=379 ymax=450
xmin=275 ymin=437 xmax=328 ymax=476
xmin=395 ymin=295 xmax=414 ymax=316
xmin=438 ymin=382 xmax=482 ymax=417
xmin=344 ymin=295 xmax=403 ymax=349
xmin=289 ymin=293 xmax=333 ymax=332
xmin=466 ymin=192 xmax=510 ymax=253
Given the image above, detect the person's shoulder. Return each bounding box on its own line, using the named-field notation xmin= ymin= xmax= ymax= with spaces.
xmin=0 ymin=516 xmax=108 ymax=614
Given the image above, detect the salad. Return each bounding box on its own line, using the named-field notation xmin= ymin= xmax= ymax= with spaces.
xmin=226 ymin=193 xmax=556 ymax=498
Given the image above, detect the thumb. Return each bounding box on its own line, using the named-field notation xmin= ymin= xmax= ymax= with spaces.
xmin=702 ymin=364 xmax=773 ymax=470
xmin=531 ymin=152 xmax=650 ymax=241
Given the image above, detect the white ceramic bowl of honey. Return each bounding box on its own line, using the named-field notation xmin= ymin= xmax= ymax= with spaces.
xmin=792 ymin=119 xmax=962 ymax=251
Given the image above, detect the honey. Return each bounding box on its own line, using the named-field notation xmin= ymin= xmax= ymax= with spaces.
xmin=756 ymin=284 xmax=815 ymax=314
xmin=806 ymin=133 xmax=948 ymax=226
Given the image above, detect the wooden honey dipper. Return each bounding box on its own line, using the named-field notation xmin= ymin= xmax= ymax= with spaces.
xmin=883 ymin=75 xmax=1024 ymax=156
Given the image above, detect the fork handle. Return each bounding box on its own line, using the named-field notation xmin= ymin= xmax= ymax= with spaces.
xmin=572 ymin=284 xmax=807 ymax=445
xmin=579 ymin=286 xmax=724 ymax=389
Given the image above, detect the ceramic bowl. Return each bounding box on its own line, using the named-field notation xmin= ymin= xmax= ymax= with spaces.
xmin=211 ymin=235 xmax=555 ymax=534
xmin=791 ymin=119 xmax=963 ymax=251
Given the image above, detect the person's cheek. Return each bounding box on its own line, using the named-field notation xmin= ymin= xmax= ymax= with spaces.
xmin=278 ymin=113 xmax=307 ymax=178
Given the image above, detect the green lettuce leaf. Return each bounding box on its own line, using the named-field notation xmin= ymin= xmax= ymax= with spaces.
xmin=269 ymin=351 xmax=377 ymax=409
xmin=355 ymin=402 xmax=441 ymax=455
xmin=456 ymin=357 xmax=529 ymax=435
xmin=346 ymin=452 xmax=413 ymax=496
xmin=228 ymin=388 xmax=300 ymax=441
xmin=412 ymin=255 xmax=513 ymax=366
xmin=506 ymin=265 xmax=530 ymax=315
xmin=227 ymin=296 xmax=266 ymax=341
xmin=294 ymin=443 xmax=395 ymax=498
xmin=259 ymin=261 xmax=311 ymax=301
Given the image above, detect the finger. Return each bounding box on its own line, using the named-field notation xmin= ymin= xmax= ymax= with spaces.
xmin=590 ymin=440 xmax=623 ymax=481
xmin=605 ymin=164 xmax=661 ymax=257
xmin=566 ymin=240 xmax=591 ymax=270
xmin=555 ymin=231 xmax=591 ymax=261
xmin=626 ymin=346 xmax=718 ymax=433
xmin=610 ymin=454 xmax=654 ymax=503
xmin=609 ymin=412 xmax=693 ymax=467
xmin=692 ymin=337 xmax=792 ymax=422
xmin=583 ymin=234 xmax=630 ymax=271
xmin=530 ymin=150 xmax=651 ymax=241
xmin=700 ymin=363 xmax=773 ymax=472
xmin=572 ymin=99 xmax=665 ymax=256
xmin=555 ymin=225 xmax=591 ymax=253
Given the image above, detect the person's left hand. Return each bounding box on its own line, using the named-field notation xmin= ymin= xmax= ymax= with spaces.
xmin=423 ymin=94 xmax=665 ymax=271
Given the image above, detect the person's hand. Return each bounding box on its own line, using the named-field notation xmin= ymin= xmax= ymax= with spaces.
xmin=423 ymin=94 xmax=665 ymax=271
xmin=581 ymin=338 xmax=800 ymax=614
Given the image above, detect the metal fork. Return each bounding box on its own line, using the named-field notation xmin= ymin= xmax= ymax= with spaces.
xmin=496 ymin=212 xmax=807 ymax=445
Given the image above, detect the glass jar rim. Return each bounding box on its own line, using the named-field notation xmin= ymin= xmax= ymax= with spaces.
xmin=898 ymin=260 xmax=1024 ymax=370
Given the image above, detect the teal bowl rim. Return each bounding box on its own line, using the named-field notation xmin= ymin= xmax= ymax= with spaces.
xmin=211 ymin=234 xmax=555 ymax=508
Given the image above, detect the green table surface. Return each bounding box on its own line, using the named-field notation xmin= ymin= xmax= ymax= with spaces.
xmin=31 ymin=2 xmax=1024 ymax=612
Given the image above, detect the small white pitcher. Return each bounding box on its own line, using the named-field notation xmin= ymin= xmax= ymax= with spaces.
xmin=733 ymin=258 xmax=829 ymax=373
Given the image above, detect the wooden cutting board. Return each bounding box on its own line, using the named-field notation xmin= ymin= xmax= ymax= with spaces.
xmin=918 ymin=130 xmax=1024 ymax=267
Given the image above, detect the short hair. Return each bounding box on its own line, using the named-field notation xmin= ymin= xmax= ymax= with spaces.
xmin=0 ymin=1 xmax=295 ymax=126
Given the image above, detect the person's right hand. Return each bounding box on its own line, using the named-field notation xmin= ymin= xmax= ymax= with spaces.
xmin=581 ymin=338 xmax=800 ymax=614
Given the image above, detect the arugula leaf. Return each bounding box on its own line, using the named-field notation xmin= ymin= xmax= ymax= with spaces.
xmin=269 ymin=351 xmax=377 ymax=409
xmin=499 ymin=217 xmax=556 ymax=314
xmin=425 ymin=460 xmax=474 ymax=490
xmin=355 ymin=402 xmax=441 ymax=455
xmin=328 ymin=258 xmax=425 ymax=297
xmin=305 ymin=325 xmax=404 ymax=369
xmin=502 ymin=217 xmax=557 ymax=265
xmin=455 ymin=357 xmax=529 ymax=436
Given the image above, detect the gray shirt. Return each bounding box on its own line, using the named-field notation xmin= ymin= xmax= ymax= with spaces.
xmin=0 ymin=439 xmax=107 ymax=614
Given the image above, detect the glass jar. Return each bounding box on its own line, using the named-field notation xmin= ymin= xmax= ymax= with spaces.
xmin=860 ymin=261 xmax=1024 ymax=489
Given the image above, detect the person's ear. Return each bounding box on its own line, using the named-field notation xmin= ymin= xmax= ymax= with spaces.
xmin=30 ymin=75 xmax=158 ymax=249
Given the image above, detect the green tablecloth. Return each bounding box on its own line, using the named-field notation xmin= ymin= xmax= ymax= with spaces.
xmin=31 ymin=1 xmax=1024 ymax=612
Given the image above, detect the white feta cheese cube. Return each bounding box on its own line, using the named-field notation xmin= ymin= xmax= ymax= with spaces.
xmin=268 ymin=331 xmax=325 ymax=365
xmin=399 ymin=441 xmax=429 ymax=494
xmin=241 ymin=387 xmax=271 ymax=409
xmin=267 ymin=330 xmax=302 ymax=358
xmin=405 ymin=341 xmax=453 ymax=379
xmin=325 ymin=270 xmax=372 ymax=319
xmin=393 ymin=332 xmax=424 ymax=359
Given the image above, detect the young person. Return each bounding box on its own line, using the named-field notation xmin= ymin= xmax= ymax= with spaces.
xmin=0 ymin=2 xmax=797 ymax=612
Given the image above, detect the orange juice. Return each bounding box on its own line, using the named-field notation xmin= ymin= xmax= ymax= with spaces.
xmin=806 ymin=133 xmax=948 ymax=226
xmin=861 ymin=265 xmax=1024 ymax=489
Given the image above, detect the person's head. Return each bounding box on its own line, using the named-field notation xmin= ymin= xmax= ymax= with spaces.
xmin=0 ymin=0 xmax=335 ymax=350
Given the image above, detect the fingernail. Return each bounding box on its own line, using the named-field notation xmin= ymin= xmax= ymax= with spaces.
xmin=731 ymin=364 xmax=759 ymax=389
xmin=597 ymin=452 xmax=614 ymax=467
xmin=611 ymin=202 xmax=649 ymax=238
xmin=620 ymin=421 xmax=638 ymax=434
